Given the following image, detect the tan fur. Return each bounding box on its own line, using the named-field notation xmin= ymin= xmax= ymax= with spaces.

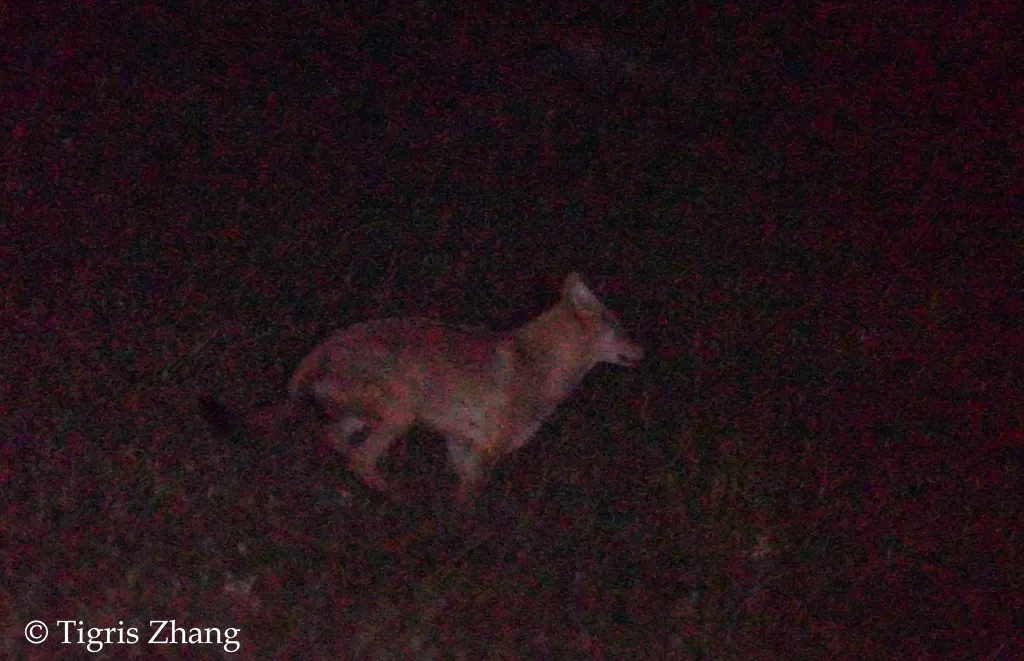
xmin=203 ymin=274 xmax=643 ymax=506
xmin=283 ymin=273 xmax=643 ymax=505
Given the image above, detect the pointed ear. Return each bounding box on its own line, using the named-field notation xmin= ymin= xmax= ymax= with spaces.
xmin=563 ymin=273 xmax=598 ymax=309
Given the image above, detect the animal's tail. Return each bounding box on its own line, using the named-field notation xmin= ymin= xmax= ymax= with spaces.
xmin=198 ymin=395 xmax=246 ymax=440
xmin=199 ymin=393 xmax=312 ymax=441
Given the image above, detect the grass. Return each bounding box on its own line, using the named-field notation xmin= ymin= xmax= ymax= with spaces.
xmin=3 ymin=6 xmax=1018 ymax=655
xmin=4 ymin=249 xmax=1017 ymax=659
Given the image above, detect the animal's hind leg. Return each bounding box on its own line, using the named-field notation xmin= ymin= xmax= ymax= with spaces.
xmin=346 ymin=418 xmax=411 ymax=494
xmin=322 ymin=416 xmax=370 ymax=451
xmin=309 ymin=378 xmax=412 ymax=498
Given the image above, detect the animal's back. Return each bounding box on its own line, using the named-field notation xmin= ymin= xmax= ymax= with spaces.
xmin=289 ymin=317 xmax=513 ymax=412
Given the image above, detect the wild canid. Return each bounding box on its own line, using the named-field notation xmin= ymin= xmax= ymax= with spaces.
xmin=202 ymin=273 xmax=644 ymax=505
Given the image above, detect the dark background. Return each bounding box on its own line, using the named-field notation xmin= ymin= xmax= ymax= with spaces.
xmin=2 ymin=1 xmax=1019 ymax=658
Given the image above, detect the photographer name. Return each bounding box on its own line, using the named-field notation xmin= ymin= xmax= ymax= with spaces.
xmin=56 ymin=619 xmax=240 ymax=654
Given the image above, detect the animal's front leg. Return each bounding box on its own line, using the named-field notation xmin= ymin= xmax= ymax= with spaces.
xmin=446 ymin=438 xmax=489 ymax=507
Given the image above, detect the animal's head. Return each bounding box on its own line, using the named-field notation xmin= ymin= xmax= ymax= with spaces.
xmin=562 ymin=273 xmax=645 ymax=367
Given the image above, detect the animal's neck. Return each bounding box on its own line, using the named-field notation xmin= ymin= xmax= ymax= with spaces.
xmin=512 ymin=307 xmax=594 ymax=402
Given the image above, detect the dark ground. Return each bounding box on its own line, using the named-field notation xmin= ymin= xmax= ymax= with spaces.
xmin=2 ymin=2 xmax=1020 ymax=659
